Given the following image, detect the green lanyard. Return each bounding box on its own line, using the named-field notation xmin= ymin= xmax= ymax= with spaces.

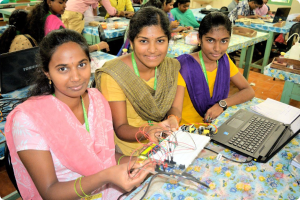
xmin=131 ymin=53 xmax=157 ymax=125
xmin=198 ymin=50 xmax=218 ymax=86
xmin=131 ymin=53 xmax=158 ymax=90
xmin=52 ymin=94 xmax=90 ymax=133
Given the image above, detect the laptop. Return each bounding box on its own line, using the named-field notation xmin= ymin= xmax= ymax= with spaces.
xmin=263 ymin=8 xmax=291 ymax=23
xmin=0 ymin=47 xmax=39 ymax=94
xmin=212 ymin=109 xmax=300 ymax=163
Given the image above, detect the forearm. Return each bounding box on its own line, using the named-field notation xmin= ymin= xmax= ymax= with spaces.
xmin=88 ymin=45 xmax=98 ymax=52
xmin=115 ymin=124 xmax=149 ymax=142
xmin=93 ymin=8 xmax=98 ymax=16
xmin=115 ymin=152 xmax=135 ymax=164
xmin=41 ymin=169 xmax=111 ymax=199
xmin=167 ymin=107 xmax=182 ymax=121
xmin=224 ymin=87 xmax=255 ymax=107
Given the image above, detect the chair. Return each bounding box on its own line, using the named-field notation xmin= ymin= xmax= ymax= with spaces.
xmin=220 ymin=6 xmax=228 ymax=11
xmin=4 ymin=144 xmax=21 ymax=196
xmin=287 ymin=22 xmax=300 ymax=51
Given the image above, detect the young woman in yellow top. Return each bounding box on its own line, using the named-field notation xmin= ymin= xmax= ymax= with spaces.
xmin=176 ymin=12 xmax=255 ymax=125
xmin=95 ymin=7 xmax=183 ymax=156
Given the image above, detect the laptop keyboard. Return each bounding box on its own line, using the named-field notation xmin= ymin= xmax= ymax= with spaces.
xmin=228 ymin=116 xmax=276 ymax=153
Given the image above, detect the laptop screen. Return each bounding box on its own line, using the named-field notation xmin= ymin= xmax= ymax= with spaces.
xmin=0 ymin=47 xmax=39 ymax=94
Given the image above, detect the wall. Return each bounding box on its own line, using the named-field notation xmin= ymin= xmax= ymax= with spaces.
xmin=190 ymin=0 xmax=299 ymax=14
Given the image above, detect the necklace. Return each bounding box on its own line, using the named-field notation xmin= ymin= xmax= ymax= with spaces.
xmin=52 ymin=94 xmax=89 ymax=132
xmin=198 ymin=50 xmax=219 ymax=86
xmin=131 ymin=53 xmax=157 ymax=126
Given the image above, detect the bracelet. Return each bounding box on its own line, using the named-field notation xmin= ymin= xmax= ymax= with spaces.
xmin=168 ymin=115 xmax=180 ymax=124
xmin=74 ymin=177 xmax=85 ymax=198
xmin=96 ymin=44 xmax=100 ymax=51
xmin=118 ymin=155 xmax=126 ymax=165
xmin=79 ymin=176 xmax=90 ymax=197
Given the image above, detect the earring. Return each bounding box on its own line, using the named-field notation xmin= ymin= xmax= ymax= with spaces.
xmin=49 ymin=79 xmax=52 ymax=85
xmin=198 ymin=42 xmax=201 ymax=46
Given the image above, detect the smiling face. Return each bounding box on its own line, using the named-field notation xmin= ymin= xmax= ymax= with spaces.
xmin=48 ymin=0 xmax=67 ymax=15
xmin=178 ymin=2 xmax=189 ymax=13
xmin=163 ymin=0 xmax=174 ymax=13
xmin=45 ymin=41 xmax=91 ymax=99
xmin=130 ymin=25 xmax=169 ymax=70
xmin=200 ymin=25 xmax=231 ymax=62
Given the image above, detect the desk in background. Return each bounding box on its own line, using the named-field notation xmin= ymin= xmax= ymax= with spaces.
xmin=82 ymin=18 xmax=129 ymax=44
xmin=0 ymin=8 xmax=14 ymax=21
xmin=0 ymin=0 xmax=41 ymax=9
xmin=191 ymin=8 xmax=206 ymax=22
xmin=126 ymin=97 xmax=300 ymax=199
xmin=168 ymin=31 xmax=269 ymax=79
xmin=235 ymin=21 xmax=297 ymax=73
xmin=0 ymin=51 xmax=116 ymax=159
xmin=264 ymin=51 xmax=300 ymax=104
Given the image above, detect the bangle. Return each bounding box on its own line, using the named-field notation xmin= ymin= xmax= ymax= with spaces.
xmin=168 ymin=115 xmax=180 ymax=124
xmin=74 ymin=177 xmax=85 ymax=198
xmin=118 ymin=155 xmax=126 ymax=165
xmin=96 ymin=44 xmax=100 ymax=51
xmin=79 ymin=176 xmax=90 ymax=197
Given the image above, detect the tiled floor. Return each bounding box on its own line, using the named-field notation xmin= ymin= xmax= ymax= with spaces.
xmin=0 ymin=57 xmax=300 ymax=199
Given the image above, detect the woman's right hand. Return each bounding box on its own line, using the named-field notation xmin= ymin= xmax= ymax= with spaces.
xmin=170 ymin=21 xmax=180 ymax=29
xmin=108 ymin=161 xmax=154 ymax=192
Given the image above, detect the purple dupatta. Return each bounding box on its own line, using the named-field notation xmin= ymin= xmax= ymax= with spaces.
xmin=177 ymin=54 xmax=230 ymax=117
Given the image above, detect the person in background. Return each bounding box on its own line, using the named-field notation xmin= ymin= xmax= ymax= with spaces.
xmin=5 ymin=29 xmax=153 ymax=200
xmin=171 ymin=0 xmax=199 ymax=28
xmin=95 ymin=7 xmax=183 ymax=156
xmin=176 ymin=12 xmax=255 ymax=125
xmin=105 ymin=0 xmax=134 ymax=18
xmin=255 ymin=0 xmax=271 ymax=16
xmin=62 ymin=0 xmax=118 ymax=33
xmin=228 ymin=0 xmax=239 ymax=12
xmin=27 ymin=0 xmax=109 ymax=52
xmin=143 ymin=0 xmax=186 ymax=32
xmin=0 ymin=9 xmax=37 ymax=54
xmin=228 ymin=0 xmax=263 ymax=21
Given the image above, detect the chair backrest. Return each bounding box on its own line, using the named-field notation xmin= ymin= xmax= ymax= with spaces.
xmin=287 ymin=22 xmax=300 ymax=51
xmin=4 ymin=144 xmax=21 ymax=195
xmin=98 ymin=6 xmax=107 ymax=17
xmin=220 ymin=6 xmax=228 ymax=11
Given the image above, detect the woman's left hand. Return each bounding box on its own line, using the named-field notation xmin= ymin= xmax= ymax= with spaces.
xmin=159 ymin=116 xmax=179 ymax=132
xmin=204 ymin=103 xmax=223 ymax=123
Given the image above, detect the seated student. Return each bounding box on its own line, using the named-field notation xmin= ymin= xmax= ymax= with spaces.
xmin=255 ymin=0 xmax=271 ymax=16
xmin=105 ymin=0 xmax=134 ymax=18
xmin=170 ymin=0 xmax=199 ymax=28
xmin=0 ymin=9 xmax=37 ymax=54
xmin=95 ymin=7 xmax=182 ymax=156
xmin=5 ymin=29 xmax=152 ymax=200
xmin=228 ymin=0 xmax=263 ymax=21
xmin=228 ymin=0 xmax=239 ymax=12
xmin=27 ymin=0 xmax=109 ymax=52
xmin=142 ymin=0 xmax=186 ymax=32
xmin=176 ymin=12 xmax=255 ymax=125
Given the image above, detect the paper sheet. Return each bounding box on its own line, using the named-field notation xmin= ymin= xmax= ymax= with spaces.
xmin=250 ymin=98 xmax=300 ymax=124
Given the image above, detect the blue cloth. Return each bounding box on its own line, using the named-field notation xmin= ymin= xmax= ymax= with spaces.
xmin=177 ymin=54 xmax=230 ymax=117
xmin=228 ymin=0 xmax=251 ymax=21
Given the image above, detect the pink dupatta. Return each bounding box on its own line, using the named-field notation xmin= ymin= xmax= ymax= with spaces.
xmin=5 ymin=88 xmax=122 ymax=199
xmin=44 ymin=14 xmax=66 ymax=36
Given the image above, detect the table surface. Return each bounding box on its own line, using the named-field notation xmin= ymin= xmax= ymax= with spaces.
xmin=0 ymin=8 xmax=14 ymax=14
xmin=235 ymin=21 xmax=297 ymax=34
xmin=168 ymin=30 xmax=269 ymax=57
xmin=0 ymin=51 xmax=116 ymax=145
xmin=126 ymin=97 xmax=300 ymax=200
xmin=82 ymin=18 xmax=130 ymax=39
xmin=0 ymin=1 xmax=41 ymax=8
xmin=264 ymin=52 xmax=300 ymax=84
xmin=0 ymin=25 xmax=7 ymax=34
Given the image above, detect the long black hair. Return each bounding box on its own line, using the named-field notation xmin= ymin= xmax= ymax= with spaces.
xmin=26 ymin=0 xmax=53 ymax=44
xmin=193 ymin=12 xmax=232 ymax=52
xmin=142 ymin=0 xmax=173 ymax=9
xmin=28 ymin=29 xmax=90 ymax=97
xmin=0 ymin=9 xmax=28 ymax=54
xmin=128 ymin=7 xmax=171 ymax=42
xmin=173 ymin=0 xmax=190 ymax=8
